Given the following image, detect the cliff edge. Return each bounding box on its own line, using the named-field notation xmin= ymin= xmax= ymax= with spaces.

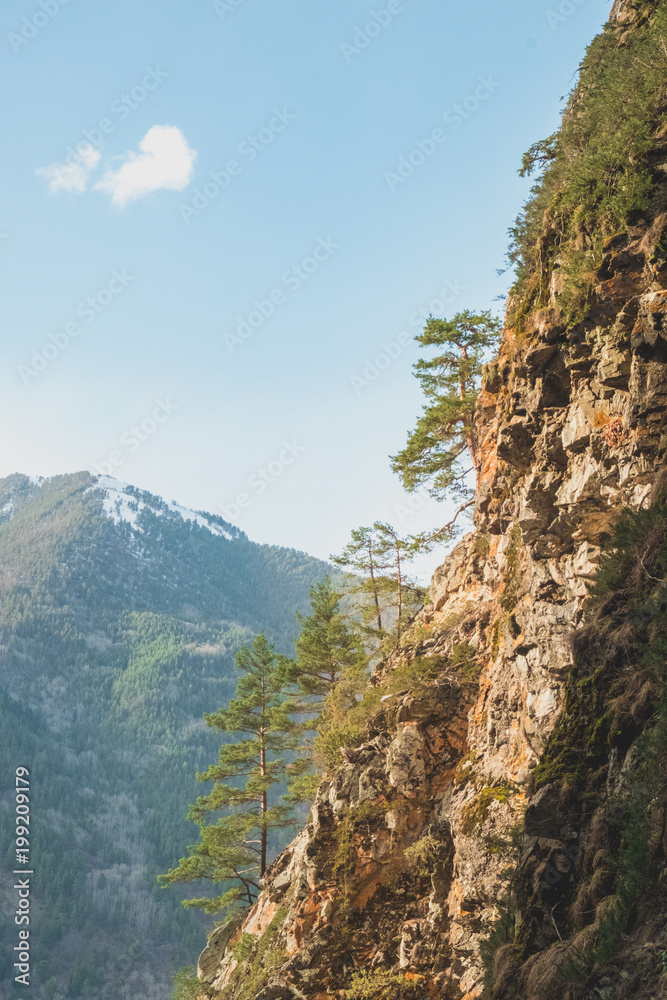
xmin=191 ymin=3 xmax=667 ymax=997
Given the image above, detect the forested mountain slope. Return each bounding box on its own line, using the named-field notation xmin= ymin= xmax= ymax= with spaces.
xmin=0 ymin=471 xmax=330 ymax=1000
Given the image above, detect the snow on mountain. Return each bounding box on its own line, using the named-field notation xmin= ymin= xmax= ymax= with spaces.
xmin=92 ymin=475 xmax=236 ymax=540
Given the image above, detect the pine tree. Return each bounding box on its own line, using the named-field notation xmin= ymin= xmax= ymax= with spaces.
xmin=369 ymin=522 xmax=424 ymax=646
xmin=158 ymin=634 xmax=297 ymax=914
xmin=288 ymin=577 xmax=366 ymax=711
xmin=281 ymin=577 xmax=366 ymax=801
xmin=330 ymin=526 xmax=390 ymax=640
xmin=331 ymin=524 xmax=423 ymax=651
xmin=391 ymin=310 xmax=501 ymax=536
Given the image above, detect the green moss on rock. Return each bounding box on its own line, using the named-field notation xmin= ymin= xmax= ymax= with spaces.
xmin=461 ymin=785 xmax=513 ymax=836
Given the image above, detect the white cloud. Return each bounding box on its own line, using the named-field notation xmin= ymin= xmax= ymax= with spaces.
xmin=36 ymin=146 xmax=101 ymax=194
xmin=93 ymin=125 xmax=196 ymax=206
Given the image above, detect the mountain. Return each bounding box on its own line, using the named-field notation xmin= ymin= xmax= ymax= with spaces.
xmin=194 ymin=3 xmax=667 ymax=999
xmin=0 ymin=471 xmax=331 ymax=1000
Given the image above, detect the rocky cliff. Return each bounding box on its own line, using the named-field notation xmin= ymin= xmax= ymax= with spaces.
xmin=191 ymin=3 xmax=667 ymax=998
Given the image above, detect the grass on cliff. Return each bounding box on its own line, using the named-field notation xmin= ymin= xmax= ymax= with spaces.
xmin=460 ymin=784 xmax=514 ymax=836
xmin=508 ymin=0 xmax=667 ymax=321
xmin=313 ymin=650 xmax=477 ymax=772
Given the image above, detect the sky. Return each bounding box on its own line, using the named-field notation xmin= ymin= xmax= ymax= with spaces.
xmin=1 ymin=0 xmax=609 ymax=576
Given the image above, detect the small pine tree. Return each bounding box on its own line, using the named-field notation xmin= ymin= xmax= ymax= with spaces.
xmin=159 ymin=634 xmax=297 ymax=914
xmin=288 ymin=577 xmax=366 ymax=710
xmin=281 ymin=577 xmax=367 ymax=801
xmin=331 ymin=524 xmax=423 ymax=651
xmin=391 ymin=310 xmax=501 ymax=536
xmin=369 ymin=522 xmax=424 ymax=646
xmin=330 ymin=526 xmax=391 ymax=641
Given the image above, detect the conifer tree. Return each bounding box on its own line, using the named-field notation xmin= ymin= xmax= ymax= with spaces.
xmin=391 ymin=310 xmax=501 ymax=536
xmin=331 ymin=524 xmax=424 ymax=650
xmin=330 ymin=526 xmax=390 ymax=639
xmin=369 ymin=522 xmax=424 ymax=646
xmin=287 ymin=576 xmax=366 ymax=712
xmin=281 ymin=577 xmax=366 ymax=801
xmin=159 ymin=634 xmax=297 ymax=914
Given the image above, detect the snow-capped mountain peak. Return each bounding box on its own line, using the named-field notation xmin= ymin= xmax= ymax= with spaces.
xmin=92 ymin=475 xmax=237 ymax=540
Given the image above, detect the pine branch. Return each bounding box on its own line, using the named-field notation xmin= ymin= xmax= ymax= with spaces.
xmin=435 ymin=498 xmax=475 ymax=536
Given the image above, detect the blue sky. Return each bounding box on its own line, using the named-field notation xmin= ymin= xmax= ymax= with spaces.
xmin=1 ymin=0 xmax=608 ymax=574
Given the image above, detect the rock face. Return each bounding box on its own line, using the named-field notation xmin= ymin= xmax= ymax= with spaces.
xmin=194 ymin=5 xmax=667 ymax=998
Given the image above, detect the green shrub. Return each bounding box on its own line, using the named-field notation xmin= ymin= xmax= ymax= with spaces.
xmin=403 ymin=834 xmax=439 ymax=877
xmin=316 ymin=654 xmax=454 ymax=773
xmin=474 ymin=534 xmax=491 ymax=557
xmin=170 ymin=967 xmax=210 ymax=1000
xmin=342 ymin=968 xmax=428 ymax=999
xmin=392 ymin=654 xmax=446 ymax=690
xmin=231 ymin=933 xmax=256 ymax=963
xmin=451 ymin=641 xmax=479 ymax=680
xmin=313 ymin=718 xmax=367 ymax=771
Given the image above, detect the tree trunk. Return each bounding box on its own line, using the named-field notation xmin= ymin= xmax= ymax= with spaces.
xmin=260 ymin=786 xmax=267 ymax=876
xmin=395 ymin=542 xmax=403 ymax=645
xmin=260 ymin=738 xmax=267 ymax=876
xmin=458 ymin=345 xmax=479 ymax=475
xmin=367 ymin=540 xmax=382 ymax=631
xmin=260 ymin=674 xmax=267 ymax=876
